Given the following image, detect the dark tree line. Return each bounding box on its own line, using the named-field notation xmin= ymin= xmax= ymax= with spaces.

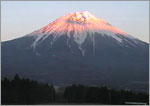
xmin=1 ymin=74 xmax=149 ymax=105
xmin=2 ymin=74 xmax=55 ymax=104
xmin=63 ymin=84 xmax=149 ymax=104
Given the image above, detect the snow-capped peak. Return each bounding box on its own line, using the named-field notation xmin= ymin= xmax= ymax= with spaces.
xmin=27 ymin=11 xmax=141 ymax=55
xmin=67 ymin=11 xmax=98 ymax=24
xmin=33 ymin=11 xmax=127 ymax=36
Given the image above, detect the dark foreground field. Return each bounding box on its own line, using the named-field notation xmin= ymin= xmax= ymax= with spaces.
xmin=2 ymin=74 xmax=149 ymax=105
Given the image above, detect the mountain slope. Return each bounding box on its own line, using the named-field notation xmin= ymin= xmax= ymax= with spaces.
xmin=2 ymin=11 xmax=149 ymax=91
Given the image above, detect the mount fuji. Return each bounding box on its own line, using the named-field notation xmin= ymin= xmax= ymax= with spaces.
xmin=2 ymin=12 xmax=149 ymax=91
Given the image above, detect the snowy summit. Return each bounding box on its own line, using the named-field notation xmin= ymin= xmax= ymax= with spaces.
xmin=26 ymin=11 xmax=143 ymax=55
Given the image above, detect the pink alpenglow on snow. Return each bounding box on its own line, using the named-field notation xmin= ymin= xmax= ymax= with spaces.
xmin=36 ymin=11 xmax=127 ymax=35
xmin=28 ymin=11 xmax=138 ymax=50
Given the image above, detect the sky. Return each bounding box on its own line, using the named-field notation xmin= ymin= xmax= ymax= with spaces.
xmin=1 ymin=1 xmax=149 ymax=43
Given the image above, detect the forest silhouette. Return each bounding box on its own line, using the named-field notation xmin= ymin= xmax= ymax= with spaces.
xmin=1 ymin=74 xmax=149 ymax=105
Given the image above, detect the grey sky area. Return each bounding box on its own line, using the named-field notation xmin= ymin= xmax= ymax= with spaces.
xmin=1 ymin=1 xmax=149 ymax=43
